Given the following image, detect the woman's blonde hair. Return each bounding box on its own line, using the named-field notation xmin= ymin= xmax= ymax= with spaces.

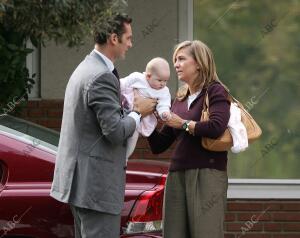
xmin=173 ymin=40 xmax=222 ymax=101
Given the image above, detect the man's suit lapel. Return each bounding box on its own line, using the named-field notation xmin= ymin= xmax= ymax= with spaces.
xmin=89 ymin=51 xmax=125 ymax=114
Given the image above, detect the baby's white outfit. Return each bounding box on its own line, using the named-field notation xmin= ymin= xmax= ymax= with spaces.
xmin=120 ymin=72 xmax=171 ymax=159
xmin=228 ymin=103 xmax=248 ymax=153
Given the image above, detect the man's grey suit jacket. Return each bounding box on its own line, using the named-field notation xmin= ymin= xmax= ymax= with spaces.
xmin=50 ymin=51 xmax=136 ymax=215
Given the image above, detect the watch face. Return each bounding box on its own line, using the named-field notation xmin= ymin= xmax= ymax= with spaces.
xmin=182 ymin=122 xmax=187 ymax=130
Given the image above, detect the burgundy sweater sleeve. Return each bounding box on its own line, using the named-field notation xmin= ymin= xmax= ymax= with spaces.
xmin=147 ymin=125 xmax=175 ymax=154
xmin=194 ymin=84 xmax=230 ymax=138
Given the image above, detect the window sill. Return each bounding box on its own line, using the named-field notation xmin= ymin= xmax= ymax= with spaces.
xmin=228 ymin=179 xmax=300 ymax=199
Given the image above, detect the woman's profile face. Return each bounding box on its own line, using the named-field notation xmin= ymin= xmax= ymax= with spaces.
xmin=174 ymin=47 xmax=199 ymax=84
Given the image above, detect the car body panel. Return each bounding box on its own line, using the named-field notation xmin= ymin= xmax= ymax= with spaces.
xmin=0 ymin=118 xmax=167 ymax=237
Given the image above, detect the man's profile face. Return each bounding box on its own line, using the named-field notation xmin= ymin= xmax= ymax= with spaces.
xmin=115 ymin=23 xmax=132 ymax=59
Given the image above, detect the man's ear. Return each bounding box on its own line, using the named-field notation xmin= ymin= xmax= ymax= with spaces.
xmin=108 ymin=33 xmax=119 ymax=45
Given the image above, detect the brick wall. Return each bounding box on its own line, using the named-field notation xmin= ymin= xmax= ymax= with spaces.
xmin=19 ymin=100 xmax=63 ymax=130
xmin=19 ymin=100 xmax=300 ymax=237
xmin=225 ymin=200 xmax=300 ymax=237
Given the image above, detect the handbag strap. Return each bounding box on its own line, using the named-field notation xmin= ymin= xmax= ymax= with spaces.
xmin=201 ymin=80 xmax=233 ymax=115
xmin=215 ymin=80 xmax=242 ymax=105
xmin=202 ymin=90 xmax=209 ymax=112
xmin=203 ymin=81 xmax=254 ymax=120
xmin=201 ymin=81 xmax=221 ymax=115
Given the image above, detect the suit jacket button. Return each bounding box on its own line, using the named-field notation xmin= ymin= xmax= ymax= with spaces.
xmin=123 ymin=166 xmax=127 ymax=170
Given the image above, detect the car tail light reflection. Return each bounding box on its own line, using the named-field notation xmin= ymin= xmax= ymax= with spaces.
xmin=124 ymin=175 xmax=166 ymax=234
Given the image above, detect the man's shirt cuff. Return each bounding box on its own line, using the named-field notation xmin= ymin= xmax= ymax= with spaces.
xmin=128 ymin=111 xmax=141 ymax=129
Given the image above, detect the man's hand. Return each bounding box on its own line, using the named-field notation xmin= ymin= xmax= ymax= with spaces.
xmin=133 ymin=90 xmax=157 ymax=117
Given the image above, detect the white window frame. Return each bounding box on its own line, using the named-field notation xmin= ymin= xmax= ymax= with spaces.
xmin=178 ymin=0 xmax=193 ymax=41
xmin=228 ymin=179 xmax=300 ymax=199
xmin=177 ymin=0 xmax=193 ymax=90
xmin=26 ymin=40 xmax=40 ymax=99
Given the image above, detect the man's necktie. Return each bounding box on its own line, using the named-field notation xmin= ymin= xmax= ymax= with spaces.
xmin=112 ymin=68 xmax=128 ymax=111
xmin=112 ymin=68 xmax=119 ymax=79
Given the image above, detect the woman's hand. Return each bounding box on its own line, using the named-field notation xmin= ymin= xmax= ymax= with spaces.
xmin=165 ymin=112 xmax=197 ymax=134
xmin=165 ymin=112 xmax=185 ymax=129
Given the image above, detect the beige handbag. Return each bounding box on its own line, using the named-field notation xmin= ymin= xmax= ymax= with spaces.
xmin=201 ymin=85 xmax=262 ymax=152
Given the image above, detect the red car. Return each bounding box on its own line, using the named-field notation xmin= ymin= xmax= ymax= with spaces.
xmin=0 ymin=116 xmax=167 ymax=238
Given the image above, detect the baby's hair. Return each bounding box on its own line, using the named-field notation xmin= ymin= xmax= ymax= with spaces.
xmin=146 ymin=57 xmax=170 ymax=78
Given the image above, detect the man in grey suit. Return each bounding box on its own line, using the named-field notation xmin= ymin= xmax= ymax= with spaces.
xmin=50 ymin=13 xmax=157 ymax=238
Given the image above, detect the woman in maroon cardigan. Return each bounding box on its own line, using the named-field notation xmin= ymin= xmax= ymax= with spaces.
xmin=148 ymin=40 xmax=230 ymax=238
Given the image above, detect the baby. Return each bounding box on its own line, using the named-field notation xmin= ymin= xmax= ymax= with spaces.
xmin=120 ymin=57 xmax=171 ymax=159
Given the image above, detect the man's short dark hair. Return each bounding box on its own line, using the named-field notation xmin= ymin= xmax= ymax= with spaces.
xmin=94 ymin=13 xmax=132 ymax=45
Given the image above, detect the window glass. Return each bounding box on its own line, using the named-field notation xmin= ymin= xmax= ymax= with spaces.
xmin=0 ymin=116 xmax=59 ymax=151
xmin=194 ymin=0 xmax=299 ymax=178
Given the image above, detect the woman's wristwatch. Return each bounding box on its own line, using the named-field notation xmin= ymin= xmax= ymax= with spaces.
xmin=182 ymin=120 xmax=192 ymax=133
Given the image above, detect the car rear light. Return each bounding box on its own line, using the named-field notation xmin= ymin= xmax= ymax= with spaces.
xmin=124 ymin=175 xmax=166 ymax=235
